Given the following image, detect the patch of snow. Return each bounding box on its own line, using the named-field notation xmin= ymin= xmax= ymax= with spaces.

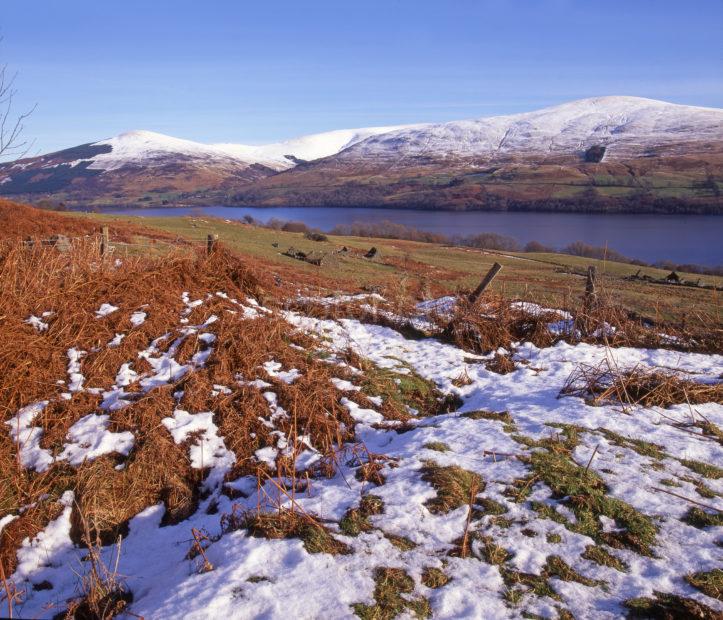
xmin=162 ymin=409 xmax=235 ymax=490
xmin=24 ymin=315 xmax=49 ymax=332
xmin=130 ymin=310 xmax=147 ymax=326
xmin=95 ymin=303 xmax=119 ymax=318
xmin=5 ymin=401 xmax=53 ymax=471
xmin=262 ymin=360 xmax=301 ymax=384
xmin=58 ymin=414 xmax=134 ymax=465
xmin=66 ymin=348 xmax=86 ymax=392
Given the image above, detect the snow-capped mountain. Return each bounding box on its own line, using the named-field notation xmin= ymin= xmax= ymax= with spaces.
xmin=213 ymin=125 xmax=416 ymax=170
xmin=1 ymin=96 xmax=721 ymax=212
xmin=76 ymin=124 xmax=415 ymax=173
xmin=335 ymin=96 xmax=723 ymax=163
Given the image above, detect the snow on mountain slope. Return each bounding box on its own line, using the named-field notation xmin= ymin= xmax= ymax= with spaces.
xmin=85 ymin=125 xmax=416 ymax=173
xmin=86 ymin=130 xmax=259 ymax=172
xmin=213 ymin=125 xmax=417 ymax=170
xmin=337 ymin=96 xmax=723 ymax=163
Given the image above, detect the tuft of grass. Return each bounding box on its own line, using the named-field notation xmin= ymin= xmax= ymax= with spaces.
xmin=423 ymin=441 xmax=451 ymax=452
xmin=679 ymin=458 xmax=723 ymax=480
xmin=686 ymin=568 xmax=722 ymax=601
xmin=625 ymin=590 xmax=721 ymax=619
xmin=340 ymin=495 xmax=384 ymax=537
xmin=680 ymin=475 xmax=719 ymax=498
xmin=682 ymin=507 xmax=723 ymax=529
xmin=246 ymin=575 xmax=272 ymax=584
xmin=242 ymin=510 xmax=351 ymax=555
xmin=543 ymin=556 xmax=604 ymax=588
xmin=546 ymin=533 xmax=562 ymax=544
xmin=420 ymin=462 xmax=484 ymax=514
xmin=486 ymin=353 xmax=517 ymax=375
xmin=421 ymin=566 xmax=450 ymax=589
xmin=354 ymin=357 xmax=458 ymax=419
xmin=352 ymin=567 xmax=431 ymax=620
xmin=383 ymin=533 xmax=417 ymax=551
xmin=476 ymin=535 xmax=512 ymax=565
xmin=596 ymin=428 xmax=666 ymax=460
xmin=472 ymin=497 xmax=508 ymax=518
xmin=561 ymin=361 xmax=723 ymax=409
xmin=582 ymin=545 xmax=628 ymax=572
xmin=503 ymin=475 xmax=539 ymax=503
xmin=528 ymin=450 xmax=658 ymax=556
xmin=500 ymin=568 xmax=560 ymax=602
xmin=355 ymin=460 xmax=387 ymax=486
xmin=461 ymin=409 xmax=513 ymax=423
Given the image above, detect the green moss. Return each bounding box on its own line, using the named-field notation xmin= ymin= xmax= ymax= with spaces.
xmin=421 ymin=462 xmax=484 ymax=514
xmin=686 ymin=568 xmax=722 ymax=601
xmin=421 ymin=566 xmax=451 ymax=589
xmin=659 ymin=478 xmax=681 ymax=487
xmin=546 ymin=533 xmax=562 ymax=544
xmin=352 ymin=567 xmax=431 ymax=620
xmin=581 ymin=545 xmax=627 ymax=572
xmin=423 ymin=441 xmax=451 ymax=452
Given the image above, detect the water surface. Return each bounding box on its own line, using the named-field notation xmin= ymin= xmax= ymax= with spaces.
xmin=100 ymin=206 xmax=723 ymax=266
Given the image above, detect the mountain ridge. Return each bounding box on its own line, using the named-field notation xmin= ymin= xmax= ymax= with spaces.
xmin=1 ymin=96 xmax=721 ymax=213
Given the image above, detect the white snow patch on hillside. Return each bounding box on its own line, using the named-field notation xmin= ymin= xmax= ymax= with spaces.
xmin=341 ymin=96 xmax=723 ymax=162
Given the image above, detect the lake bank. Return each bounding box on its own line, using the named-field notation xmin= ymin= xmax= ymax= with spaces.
xmin=95 ymin=205 xmax=723 ymax=266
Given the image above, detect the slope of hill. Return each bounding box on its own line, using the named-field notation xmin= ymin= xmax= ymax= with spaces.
xmin=1 ymin=212 xmax=721 ymax=619
xmin=213 ymin=124 xmax=415 ymax=170
xmin=233 ymin=97 xmax=723 ymax=213
xmin=0 ymin=97 xmax=721 ymax=212
xmin=0 ymin=125 xmax=411 ymax=206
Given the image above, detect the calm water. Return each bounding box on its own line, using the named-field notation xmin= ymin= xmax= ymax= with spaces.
xmin=100 ymin=206 xmax=723 ymax=266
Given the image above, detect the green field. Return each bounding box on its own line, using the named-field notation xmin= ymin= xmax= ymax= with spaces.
xmin=74 ymin=212 xmax=721 ymax=326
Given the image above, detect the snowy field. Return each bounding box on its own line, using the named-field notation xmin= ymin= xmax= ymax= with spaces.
xmin=3 ymin=291 xmax=722 ymax=619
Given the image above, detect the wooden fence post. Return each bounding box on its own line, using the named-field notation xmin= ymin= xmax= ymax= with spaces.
xmin=585 ymin=265 xmax=597 ymax=304
xmin=468 ymin=262 xmax=502 ymax=304
xmin=100 ymin=226 xmax=110 ymax=256
xmin=207 ymin=233 xmax=218 ymax=255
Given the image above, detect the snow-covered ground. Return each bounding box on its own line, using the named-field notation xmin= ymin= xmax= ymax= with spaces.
xmin=4 ymin=297 xmax=722 ymax=619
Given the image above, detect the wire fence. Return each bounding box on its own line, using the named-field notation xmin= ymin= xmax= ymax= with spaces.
xmin=3 ymin=229 xmax=219 ymax=258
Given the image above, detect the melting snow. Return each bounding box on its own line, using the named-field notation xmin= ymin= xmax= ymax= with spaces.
xmin=95 ymin=303 xmax=119 ymax=318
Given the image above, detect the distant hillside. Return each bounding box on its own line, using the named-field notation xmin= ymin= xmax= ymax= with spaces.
xmin=1 ymin=97 xmax=721 ymax=213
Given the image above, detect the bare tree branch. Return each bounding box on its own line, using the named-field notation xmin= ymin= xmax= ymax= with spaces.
xmin=0 ymin=39 xmax=36 ymax=161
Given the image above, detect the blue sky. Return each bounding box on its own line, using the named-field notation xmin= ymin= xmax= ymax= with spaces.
xmin=2 ymin=0 xmax=722 ymax=154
